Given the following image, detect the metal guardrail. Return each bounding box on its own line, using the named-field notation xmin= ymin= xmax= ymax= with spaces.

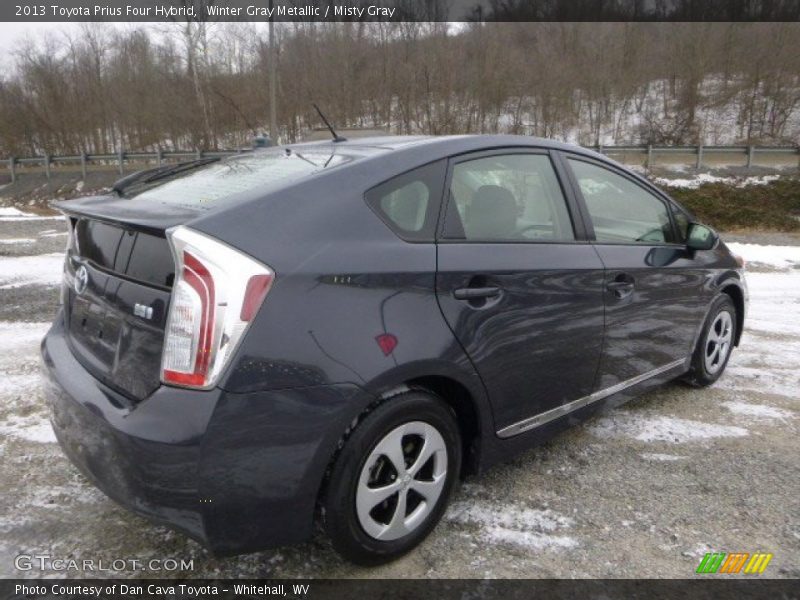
xmin=595 ymin=144 xmax=800 ymax=170
xmin=2 ymin=144 xmax=799 ymax=182
xmin=2 ymin=149 xmax=247 ymax=182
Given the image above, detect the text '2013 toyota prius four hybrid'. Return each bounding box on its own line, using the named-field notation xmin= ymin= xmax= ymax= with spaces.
xmin=41 ymin=135 xmax=747 ymax=564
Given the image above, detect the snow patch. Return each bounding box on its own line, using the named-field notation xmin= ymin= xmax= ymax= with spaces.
xmin=0 ymin=373 xmax=43 ymax=399
xmin=741 ymin=272 xmax=800 ymax=337
xmin=683 ymin=543 xmax=714 ymax=558
xmin=726 ymin=243 xmax=800 ymax=270
xmin=589 ymin=412 xmax=749 ymax=443
xmin=0 ymin=208 xmax=28 ymax=217
xmin=716 ymin=365 xmax=800 ymax=399
xmin=0 ymin=207 xmax=64 ymax=222
xmin=0 ymin=414 xmax=56 ymax=444
xmin=447 ymin=502 xmax=578 ymax=551
xmin=721 ymin=401 xmax=793 ymax=421
xmin=0 ymin=238 xmax=35 ymax=245
xmin=652 ymin=174 xmax=780 ymax=189
xmin=26 ymin=481 xmax=104 ymax=509
xmin=0 ymin=321 xmax=51 ymax=344
xmin=640 ymin=453 xmax=687 ymax=461
xmin=0 ymin=253 xmax=64 ymax=289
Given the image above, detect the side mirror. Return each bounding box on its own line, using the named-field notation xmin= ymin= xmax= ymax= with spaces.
xmin=686 ymin=222 xmax=719 ymax=251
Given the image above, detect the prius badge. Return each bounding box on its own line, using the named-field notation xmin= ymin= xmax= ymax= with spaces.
xmin=134 ymin=303 xmax=154 ymax=320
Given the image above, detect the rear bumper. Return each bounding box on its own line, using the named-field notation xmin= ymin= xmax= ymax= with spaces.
xmin=41 ymin=314 xmax=374 ymax=555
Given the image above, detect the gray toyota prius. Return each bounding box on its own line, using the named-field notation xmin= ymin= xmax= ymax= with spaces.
xmin=41 ymin=135 xmax=747 ymax=564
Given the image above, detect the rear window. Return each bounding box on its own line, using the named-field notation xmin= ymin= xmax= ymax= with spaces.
xmin=76 ymin=220 xmax=123 ymax=270
xmin=126 ymin=233 xmax=174 ymax=288
xmin=133 ymin=150 xmax=351 ymax=208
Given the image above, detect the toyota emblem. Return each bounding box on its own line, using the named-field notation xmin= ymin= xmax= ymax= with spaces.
xmin=74 ymin=265 xmax=88 ymax=295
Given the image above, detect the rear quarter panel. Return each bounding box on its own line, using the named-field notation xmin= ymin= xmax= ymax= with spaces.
xmin=190 ymin=157 xmax=490 ymax=424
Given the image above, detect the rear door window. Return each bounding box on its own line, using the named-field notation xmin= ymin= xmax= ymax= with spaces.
xmin=443 ymin=153 xmax=575 ymax=242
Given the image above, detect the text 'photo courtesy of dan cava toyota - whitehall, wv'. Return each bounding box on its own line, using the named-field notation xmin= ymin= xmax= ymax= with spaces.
xmin=0 ymin=1 xmax=798 ymax=597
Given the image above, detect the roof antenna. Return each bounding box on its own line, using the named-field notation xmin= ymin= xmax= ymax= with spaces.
xmin=313 ymin=103 xmax=347 ymax=143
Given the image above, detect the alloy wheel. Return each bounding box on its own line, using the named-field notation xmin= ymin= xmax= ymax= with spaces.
xmin=704 ymin=310 xmax=733 ymax=374
xmin=355 ymin=421 xmax=448 ymax=541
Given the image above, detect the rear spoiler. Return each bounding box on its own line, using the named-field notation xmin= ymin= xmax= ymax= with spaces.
xmin=53 ymin=195 xmax=200 ymax=236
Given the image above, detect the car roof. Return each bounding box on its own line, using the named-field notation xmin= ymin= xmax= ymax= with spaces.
xmin=285 ymin=134 xmax=605 ymax=161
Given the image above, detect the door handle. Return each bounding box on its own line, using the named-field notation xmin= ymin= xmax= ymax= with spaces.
xmin=453 ymin=286 xmax=501 ymax=300
xmin=607 ymin=274 xmax=635 ymax=298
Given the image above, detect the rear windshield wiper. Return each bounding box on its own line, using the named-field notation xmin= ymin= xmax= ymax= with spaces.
xmin=113 ymin=157 xmax=221 ymax=196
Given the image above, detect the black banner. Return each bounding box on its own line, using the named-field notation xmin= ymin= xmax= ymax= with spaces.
xmin=2 ymin=579 xmax=800 ymax=600
xmin=4 ymin=0 xmax=800 ymax=23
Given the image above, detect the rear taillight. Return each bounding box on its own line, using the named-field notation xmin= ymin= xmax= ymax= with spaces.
xmin=61 ymin=218 xmax=78 ymax=305
xmin=161 ymin=226 xmax=274 ymax=390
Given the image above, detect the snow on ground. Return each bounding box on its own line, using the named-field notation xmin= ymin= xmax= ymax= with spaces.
xmin=739 ymin=272 xmax=800 ymax=336
xmin=0 ymin=207 xmax=63 ymax=222
xmin=0 ymin=321 xmax=54 ymax=444
xmin=715 ymin=361 xmax=800 ymax=398
xmin=0 ymin=208 xmax=29 ymax=217
xmin=721 ymin=401 xmax=794 ymax=421
xmin=0 ymin=321 xmax=51 ymax=350
xmin=588 ymin=413 xmax=750 ymax=443
xmin=0 ymin=238 xmax=35 ymax=245
xmin=652 ymin=173 xmax=781 ymax=189
xmin=447 ymin=500 xmax=578 ymax=551
xmin=0 ymin=253 xmax=64 ymax=289
xmin=726 ymin=243 xmax=800 ymax=270
xmin=0 ymin=414 xmax=55 ymax=444
xmin=639 ymin=453 xmax=687 ymax=462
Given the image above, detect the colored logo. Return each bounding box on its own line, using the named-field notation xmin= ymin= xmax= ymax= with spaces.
xmin=696 ymin=552 xmax=773 ymax=574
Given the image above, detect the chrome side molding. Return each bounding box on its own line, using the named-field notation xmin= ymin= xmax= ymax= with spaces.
xmin=496 ymin=359 xmax=687 ymax=439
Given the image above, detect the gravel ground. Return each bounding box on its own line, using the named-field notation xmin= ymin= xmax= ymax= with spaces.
xmin=0 ymin=213 xmax=798 ymax=579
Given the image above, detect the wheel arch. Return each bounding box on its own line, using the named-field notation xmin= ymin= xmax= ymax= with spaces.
xmin=720 ymin=282 xmax=745 ymax=346
xmin=404 ymin=375 xmax=483 ymax=476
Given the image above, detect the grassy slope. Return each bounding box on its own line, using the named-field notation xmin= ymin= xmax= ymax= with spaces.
xmin=664 ymin=178 xmax=800 ymax=232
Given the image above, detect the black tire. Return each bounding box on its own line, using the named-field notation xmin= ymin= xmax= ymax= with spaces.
xmin=323 ymin=390 xmax=461 ymax=566
xmin=684 ymin=294 xmax=737 ymax=387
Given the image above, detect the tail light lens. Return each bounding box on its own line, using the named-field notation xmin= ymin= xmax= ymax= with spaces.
xmin=61 ymin=218 xmax=79 ymax=306
xmin=161 ymin=226 xmax=274 ymax=390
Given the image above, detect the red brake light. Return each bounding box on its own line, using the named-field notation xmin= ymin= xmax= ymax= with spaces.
xmin=161 ymin=227 xmax=274 ymax=390
xmin=240 ymin=274 xmax=274 ymax=321
xmin=162 ymin=251 xmax=217 ymax=387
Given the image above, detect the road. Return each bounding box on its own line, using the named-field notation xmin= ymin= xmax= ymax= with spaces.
xmin=0 ymin=209 xmax=797 ymax=579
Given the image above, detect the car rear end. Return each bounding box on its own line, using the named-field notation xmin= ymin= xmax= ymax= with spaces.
xmin=40 ymin=147 xmax=378 ymax=553
xmin=43 ymin=193 xmax=275 ymax=540
xmin=42 ymin=202 xmax=215 ymax=544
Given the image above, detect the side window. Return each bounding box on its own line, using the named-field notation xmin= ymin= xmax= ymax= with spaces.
xmin=444 ymin=154 xmax=574 ymax=242
xmin=568 ymin=159 xmax=675 ymax=244
xmin=365 ymin=160 xmax=445 ymax=241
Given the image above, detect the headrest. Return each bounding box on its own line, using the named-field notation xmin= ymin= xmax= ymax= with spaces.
xmin=466 ymin=185 xmax=518 ymax=239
